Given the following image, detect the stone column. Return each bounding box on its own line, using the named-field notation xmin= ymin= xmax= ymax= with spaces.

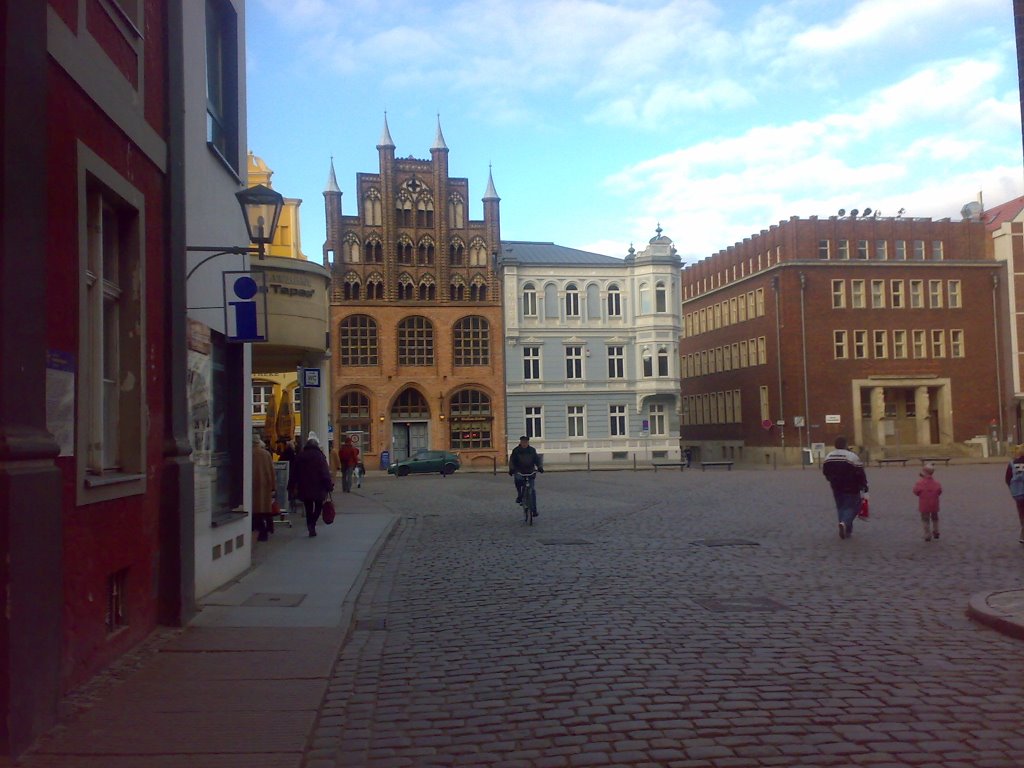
xmin=915 ymin=386 xmax=931 ymax=446
xmin=872 ymin=386 xmax=886 ymax=447
xmin=303 ymin=354 xmax=331 ymax=448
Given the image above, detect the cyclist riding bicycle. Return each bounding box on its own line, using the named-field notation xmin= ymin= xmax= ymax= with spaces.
xmin=508 ymin=435 xmax=544 ymax=509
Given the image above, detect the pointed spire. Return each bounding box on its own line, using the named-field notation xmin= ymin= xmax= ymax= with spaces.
xmin=483 ymin=164 xmax=500 ymax=201
xmin=377 ymin=112 xmax=395 ymax=149
xmin=432 ymin=114 xmax=448 ymax=151
xmin=325 ymin=156 xmax=340 ymax=193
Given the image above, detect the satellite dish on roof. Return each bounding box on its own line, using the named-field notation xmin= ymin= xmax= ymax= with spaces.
xmin=838 ymin=208 xmax=846 ymax=216
xmin=863 ymin=207 xmax=872 ymax=217
xmin=850 ymin=209 xmax=859 ymax=217
xmin=961 ymin=201 xmax=983 ymax=221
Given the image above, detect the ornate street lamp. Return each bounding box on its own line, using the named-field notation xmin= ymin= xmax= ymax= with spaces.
xmin=186 ymin=183 xmax=285 ymax=280
xmin=235 ymin=184 xmax=283 ymax=260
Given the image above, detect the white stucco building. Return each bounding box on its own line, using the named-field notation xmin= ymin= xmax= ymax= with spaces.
xmin=500 ymin=230 xmax=684 ymax=466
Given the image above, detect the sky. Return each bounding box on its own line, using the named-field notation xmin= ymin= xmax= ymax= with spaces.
xmin=245 ymin=0 xmax=1024 ymax=265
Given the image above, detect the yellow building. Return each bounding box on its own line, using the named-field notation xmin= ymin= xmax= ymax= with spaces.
xmin=246 ymin=153 xmax=333 ymax=453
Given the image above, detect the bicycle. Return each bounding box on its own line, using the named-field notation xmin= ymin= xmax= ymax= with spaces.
xmin=516 ymin=471 xmax=538 ymax=525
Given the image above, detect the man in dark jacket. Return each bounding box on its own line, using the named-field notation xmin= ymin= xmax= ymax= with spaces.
xmin=289 ymin=431 xmax=334 ymax=537
xmin=508 ymin=435 xmax=544 ymax=506
xmin=822 ymin=435 xmax=869 ymax=540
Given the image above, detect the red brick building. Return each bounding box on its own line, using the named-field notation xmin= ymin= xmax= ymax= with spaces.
xmin=680 ymin=214 xmax=998 ymax=464
xmin=0 ymin=2 xmax=196 ymax=755
xmin=323 ymin=119 xmax=507 ymax=469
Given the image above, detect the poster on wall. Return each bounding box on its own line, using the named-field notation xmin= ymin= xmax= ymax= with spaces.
xmin=45 ymin=350 xmax=75 ymax=457
xmin=187 ymin=320 xmax=214 ymax=519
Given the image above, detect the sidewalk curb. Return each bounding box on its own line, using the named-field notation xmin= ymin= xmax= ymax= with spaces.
xmin=966 ymin=590 xmax=1024 ymax=641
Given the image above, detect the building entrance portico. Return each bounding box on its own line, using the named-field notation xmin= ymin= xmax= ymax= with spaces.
xmin=853 ymin=378 xmax=951 ymax=451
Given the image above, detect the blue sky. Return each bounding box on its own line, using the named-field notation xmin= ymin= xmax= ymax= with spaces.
xmin=246 ymin=0 xmax=1024 ymax=264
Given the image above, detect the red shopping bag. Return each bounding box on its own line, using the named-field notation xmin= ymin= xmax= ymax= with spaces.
xmin=322 ymin=495 xmax=336 ymax=525
xmin=857 ymin=497 xmax=870 ymax=519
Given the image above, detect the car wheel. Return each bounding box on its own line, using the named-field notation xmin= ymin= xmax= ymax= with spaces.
xmin=442 ymin=463 xmax=457 ymax=475
xmin=396 ymin=466 xmax=410 ymax=477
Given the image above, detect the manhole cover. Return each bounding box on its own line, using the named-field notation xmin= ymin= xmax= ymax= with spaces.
xmin=694 ymin=597 xmax=786 ymax=612
xmin=241 ymin=593 xmax=306 ymax=607
xmin=537 ymin=538 xmax=592 ymax=546
xmin=690 ymin=539 xmax=759 ymax=547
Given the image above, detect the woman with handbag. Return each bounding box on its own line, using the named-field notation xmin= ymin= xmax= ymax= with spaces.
xmin=252 ymin=434 xmax=276 ymax=542
xmin=289 ymin=431 xmax=334 ymax=538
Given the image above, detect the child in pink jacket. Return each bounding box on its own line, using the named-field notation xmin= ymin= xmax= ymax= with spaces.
xmin=913 ymin=463 xmax=943 ymax=541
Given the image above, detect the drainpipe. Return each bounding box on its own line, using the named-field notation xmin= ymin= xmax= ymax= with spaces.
xmin=799 ymin=272 xmax=811 ymax=459
xmin=993 ymin=272 xmax=1005 ymax=452
xmin=772 ymin=276 xmax=785 ymax=456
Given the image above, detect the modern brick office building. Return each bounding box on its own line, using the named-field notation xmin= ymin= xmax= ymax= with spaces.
xmin=323 ymin=119 xmax=507 ymax=470
xmin=680 ymin=214 xmax=998 ymax=464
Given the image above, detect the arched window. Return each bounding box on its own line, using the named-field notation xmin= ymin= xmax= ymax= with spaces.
xmin=416 ymin=196 xmax=434 ymax=228
xmin=468 ymin=238 xmax=488 ymax=266
xmin=453 ymin=316 xmax=489 ymax=366
xmin=564 ymin=283 xmax=580 ymax=317
xmin=417 ymin=237 xmax=435 ymax=266
xmin=449 ymin=238 xmax=465 ymax=265
xmin=337 ymin=390 xmax=371 ymax=448
xmin=639 ymin=282 xmax=651 ymax=314
xmin=398 ymin=316 xmax=434 ymax=365
xmin=544 ymin=284 xmax=558 ymax=318
xmin=366 ymin=273 xmax=384 ymax=300
xmin=449 ymin=389 xmax=492 ymax=449
xmin=397 ymin=275 xmax=414 ymax=300
xmin=642 ymin=347 xmax=653 ymax=377
xmin=397 ymin=236 xmax=413 ymax=265
xmin=522 ymin=283 xmax=537 ymax=316
xmin=395 ymin=193 xmax=413 ymax=227
xmin=448 ymin=193 xmax=465 ymax=228
xmin=338 ymin=315 xmax=378 ymax=365
xmin=363 ymin=189 xmax=382 ymax=226
xmin=391 ymin=388 xmax=430 ymax=419
xmin=363 ymin=237 xmax=383 ymax=263
xmin=343 ymin=273 xmax=360 ymax=300
xmin=657 ymin=345 xmax=669 ymax=376
xmin=343 ymin=233 xmax=360 ymax=263
xmin=607 ymin=284 xmax=621 ymax=316
xmin=655 ymin=281 xmax=667 ymax=313
xmin=470 ymin=278 xmax=487 ymax=302
xmin=450 ymin=277 xmax=465 ymax=301
xmin=417 ymin=277 xmax=436 ymax=301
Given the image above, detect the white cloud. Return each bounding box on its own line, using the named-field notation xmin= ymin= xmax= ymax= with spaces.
xmin=791 ymin=0 xmax=1005 ymax=54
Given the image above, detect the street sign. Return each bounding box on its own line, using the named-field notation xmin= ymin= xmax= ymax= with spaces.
xmin=301 ymin=367 xmax=321 ymax=388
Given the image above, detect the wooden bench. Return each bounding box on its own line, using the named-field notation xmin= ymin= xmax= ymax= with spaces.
xmin=700 ymin=461 xmax=734 ymax=471
xmin=876 ymin=458 xmax=909 ymax=467
xmin=919 ymin=457 xmax=952 ymax=466
xmin=652 ymin=462 xmax=689 ymax=472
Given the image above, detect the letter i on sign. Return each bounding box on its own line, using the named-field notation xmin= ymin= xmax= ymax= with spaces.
xmin=224 ymin=272 xmax=266 ymax=342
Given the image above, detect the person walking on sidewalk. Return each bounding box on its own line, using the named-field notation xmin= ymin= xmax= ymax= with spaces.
xmin=252 ymin=435 xmax=277 ymax=542
xmin=289 ymin=431 xmax=334 ymax=537
xmin=913 ymin=462 xmax=942 ymax=541
xmin=822 ymin=435 xmax=869 ymax=540
xmin=1004 ymin=444 xmax=1024 ymax=544
xmin=338 ymin=436 xmax=360 ymax=493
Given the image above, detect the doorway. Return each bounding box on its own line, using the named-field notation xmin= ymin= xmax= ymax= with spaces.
xmin=392 ymin=422 xmax=428 ymax=461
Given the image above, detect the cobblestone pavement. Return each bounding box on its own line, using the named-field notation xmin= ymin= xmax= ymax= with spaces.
xmin=305 ymin=465 xmax=1024 ymax=768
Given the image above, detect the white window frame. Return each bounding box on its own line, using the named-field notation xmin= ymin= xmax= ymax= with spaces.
xmin=525 ymin=406 xmax=543 ymax=439
xmin=910 ymin=280 xmax=924 ymax=309
xmin=851 ymin=280 xmax=865 ymax=309
xmin=893 ymin=330 xmax=908 ymax=359
xmin=523 ymin=346 xmax=540 ymax=381
xmin=929 ymin=280 xmax=943 ymax=309
xmin=853 ymin=330 xmax=868 ymax=359
xmin=565 ymin=345 xmax=583 ymax=380
xmin=564 ymin=284 xmax=580 ymax=317
xmin=948 ymin=280 xmax=962 ymax=308
xmin=252 ymin=382 xmax=274 ymax=415
xmin=606 ymin=285 xmax=621 ymax=317
xmin=77 ymin=144 xmax=146 ymax=503
xmin=609 ymin=404 xmax=627 ymax=437
xmin=833 ymin=330 xmax=848 ymax=359
xmin=522 ymin=284 xmax=537 ymax=317
xmin=831 ymin=280 xmax=846 ymax=309
xmin=873 ymin=330 xmax=888 ymax=359
xmin=891 ymin=280 xmax=905 ymax=308
xmin=567 ymin=405 xmax=585 ymax=438
xmin=950 ymin=329 xmax=965 ymax=358
xmin=871 ymin=279 xmax=885 ymax=308
xmin=607 ymin=345 xmax=624 ymax=379
xmin=930 ymin=329 xmax=946 ymax=358
xmin=912 ymin=329 xmax=927 ymax=358
xmin=648 ymin=404 xmax=666 ymax=436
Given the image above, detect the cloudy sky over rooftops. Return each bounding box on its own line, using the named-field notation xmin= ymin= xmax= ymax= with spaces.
xmin=247 ymin=0 xmax=1023 ymax=263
